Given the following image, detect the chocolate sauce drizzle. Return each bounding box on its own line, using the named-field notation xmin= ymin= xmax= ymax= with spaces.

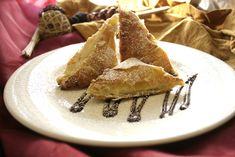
xmin=160 ymin=91 xmax=170 ymax=118
xmin=103 ymin=99 xmax=121 ymax=117
xmin=69 ymin=74 xmax=198 ymax=122
xmin=70 ymin=92 xmax=92 ymax=113
xmin=180 ymin=74 xmax=198 ymax=110
xmin=160 ymin=74 xmax=198 ymax=118
xmin=127 ymin=96 xmax=149 ymax=122
xmin=168 ymin=86 xmax=184 ymax=115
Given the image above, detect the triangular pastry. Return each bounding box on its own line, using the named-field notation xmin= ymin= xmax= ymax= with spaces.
xmin=119 ymin=9 xmax=177 ymax=75
xmin=87 ymin=58 xmax=184 ymax=100
xmin=57 ymin=14 xmax=119 ymax=89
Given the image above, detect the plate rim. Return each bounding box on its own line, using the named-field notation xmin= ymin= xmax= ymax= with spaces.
xmin=3 ymin=41 xmax=235 ymax=147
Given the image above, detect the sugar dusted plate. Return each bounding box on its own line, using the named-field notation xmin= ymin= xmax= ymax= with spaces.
xmin=4 ymin=41 xmax=235 ymax=147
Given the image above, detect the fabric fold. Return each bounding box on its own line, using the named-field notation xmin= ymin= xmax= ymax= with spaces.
xmin=73 ymin=3 xmax=235 ymax=61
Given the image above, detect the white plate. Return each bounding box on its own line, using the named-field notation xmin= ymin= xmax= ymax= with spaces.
xmin=4 ymin=41 xmax=235 ymax=147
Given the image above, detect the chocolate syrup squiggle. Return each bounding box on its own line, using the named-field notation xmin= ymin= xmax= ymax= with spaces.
xmin=69 ymin=74 xmax=198 ymax=122
xmin=160 ymin=74 xmax=198 ymax=118
xmin=168 ymin=86 xmax=184 ymax=115
xmin=103 ymin=99 xmax=121 ymax=117
xmin=159 ymin=91 xmax=170 ymax=118
xmin=180 ymin=74 xmax=198 ymax=110
xmin=70 ymin=91 xmax=92 ymax=113
xmin=127 ymin=96 xmax=149 ymax=122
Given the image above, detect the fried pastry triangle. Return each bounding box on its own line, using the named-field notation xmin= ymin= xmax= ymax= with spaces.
xmin=87 ymin=58 xmax=184 ymax=100
xmin=119 ymin=9 xmax=177 ymax=75
xmin=57 ymin=14 xmax=119 ymax=89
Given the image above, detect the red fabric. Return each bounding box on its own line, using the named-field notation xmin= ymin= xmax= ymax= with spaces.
xmin=0 ymin=0 xmax=235 ymax=157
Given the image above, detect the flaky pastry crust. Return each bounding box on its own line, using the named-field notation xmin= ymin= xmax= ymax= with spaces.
xmin=119 ymin=9 xmax=177 ymax=75
xmin=87 ymin=58 xmax=184 ymax=100
xmin=57 ymin=14 xmax=119 ymax=89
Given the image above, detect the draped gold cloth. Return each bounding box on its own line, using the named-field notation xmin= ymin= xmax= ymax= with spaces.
xmin=57 ymin=0 xmax=235 ymax=67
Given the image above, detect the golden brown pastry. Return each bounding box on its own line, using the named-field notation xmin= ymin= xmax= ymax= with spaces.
xmin=119 ymin=9 xmax=177 ymax=75
xmin=87 ymin=58 xmax=184 ymax=100
xmin=57 ymin=14 xmax=119 ymax=89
